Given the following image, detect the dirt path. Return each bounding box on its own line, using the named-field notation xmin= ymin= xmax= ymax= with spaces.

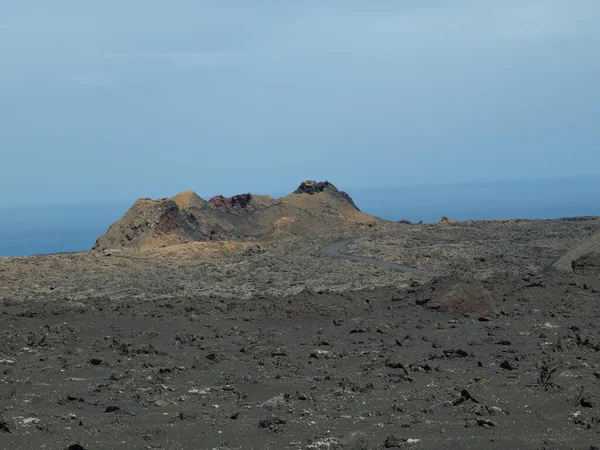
xmin=321 ymin=235 xmax=442 ymax=277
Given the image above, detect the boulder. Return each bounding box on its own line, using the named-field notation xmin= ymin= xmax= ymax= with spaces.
xmin=427 ymin=281 xmax=493 ymax=316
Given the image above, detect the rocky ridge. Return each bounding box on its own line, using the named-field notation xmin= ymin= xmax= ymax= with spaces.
xmin=92 ymin=181 xmax=379 ymax=253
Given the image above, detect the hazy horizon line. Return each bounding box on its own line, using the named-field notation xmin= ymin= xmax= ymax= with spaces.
xmin=1 ymin=173 xmax=599 ymax=211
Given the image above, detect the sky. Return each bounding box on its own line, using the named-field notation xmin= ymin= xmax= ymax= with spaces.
xmin=1 ymin=0 xmax=599 ymax=207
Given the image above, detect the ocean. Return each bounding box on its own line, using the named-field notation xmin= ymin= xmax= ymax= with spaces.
xmin=0 ymin=203 xmax=129 ymax=257
xmin=1 ymin=177 xmax=598 ymax=257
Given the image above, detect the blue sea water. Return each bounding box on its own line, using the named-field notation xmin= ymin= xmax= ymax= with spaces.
xmin=0 ymin=203 xmax=129 ymax=257
xmin=1 ymin=177 xmax=598 ymax=257
xmin=351 ymin=176 xmax=600 ymax=223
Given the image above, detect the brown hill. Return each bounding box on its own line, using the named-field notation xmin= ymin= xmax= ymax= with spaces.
xmin=92 ymin=181 xmax=381 ymax=253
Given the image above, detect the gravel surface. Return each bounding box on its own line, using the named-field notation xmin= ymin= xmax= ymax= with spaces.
xmin=1 ymin=219 xmax=600 ymax=449
xmin=342 ymin=218 xmax=600 ymax=279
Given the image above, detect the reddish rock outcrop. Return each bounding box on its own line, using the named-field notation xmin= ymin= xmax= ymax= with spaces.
xmin=209 ymin=193 xmax=254 ymax=209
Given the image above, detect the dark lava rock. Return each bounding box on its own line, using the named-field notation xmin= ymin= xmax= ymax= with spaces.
xmin=539 ymin=362 xmax=557 ymax=387
xmin=293 ymin=180 xmax=360 ymax=211
xmin=66 ymin=445 xmax=86 ymax=450
xmin=294 ymin=180 xmax=336 ymax=195
xmin=453 ymin=389 xmax=480 ymax=405
xmin=209 ymin=193 xmax=253 ymax=209
xmin=104 ymin=406 xmax=120 ymax=413
xmin=89 ymin=358 xmax=103 ymax=366
xmin=0 ymin=419 xmax=11 ymax=433
xmin=500 ymin=360 xmax=516 ymax=371
xmin=440 ymin=349 xmax=469 ymax=359
xmin=577 ymin=389 xmax=595 ymax=408
xmin=476 ymin=418 xmax=496 ymax=428
xmin=349 ymin=328 xmax=367 ymax=334
xmin=385 ymin=358 xmax=405 ymax=369
xmin=384 ymin=435 xmax=403 ymax=448
xmin=258 ymin=417 xmax=286 ymax=433
xmin=573 ymin=253 xmax=600 ymax=270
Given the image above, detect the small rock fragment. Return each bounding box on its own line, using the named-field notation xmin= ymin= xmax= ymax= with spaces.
xmin=500 ymin=360 xmax=516 ymax=371
xmin=578 ymin=389 xmax=595 ymax=408
xmin=453 ymin=389 xmax=479 ymax=406
xmin=384 ymin=435 xmax=402 ymax=448
xmin=476 ymin=418 xmax=495 ymax=428
xmin=0 ymin=419 xmax=11 ymax=433
xmin=258 ymin=417 xmax=286 ymax=433
xmin=259 ymin=394 xmax=286 ymax=411
xmin=153 ymin=399 xmax=169 ymax=408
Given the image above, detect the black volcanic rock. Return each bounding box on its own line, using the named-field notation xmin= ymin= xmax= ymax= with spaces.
xmin=209 ymin=193 xmax=254 ymax=209
xmin=294 ymin=180 xmax=335 ymax=195
xmin=294 ymin=180 xmax=360 ymax=211
xmin=0 ymin=418 xmax=11 ymax=433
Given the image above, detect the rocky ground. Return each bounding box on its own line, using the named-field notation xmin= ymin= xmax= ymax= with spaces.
xmin=0 ymin=234 xmax=413 ymax=303
xmin=342 ymin=218 xmax=600 ymax=279
xmin=1 ymin=219 xmax=600 ymax=449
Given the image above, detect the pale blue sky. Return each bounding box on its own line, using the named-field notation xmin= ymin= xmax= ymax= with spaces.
xmin=1 ymin=1 xmax=599 ymax=206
